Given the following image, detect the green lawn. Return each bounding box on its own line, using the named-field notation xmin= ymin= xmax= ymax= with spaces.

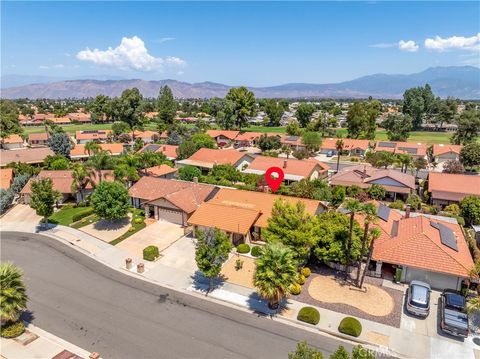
xmin=22 ymin=123 xmax=113 ymax=135
xmin=49 ymin=206 xmax=94 ymax=226
xmin=109 ymin=208 xmax=146 ymax=245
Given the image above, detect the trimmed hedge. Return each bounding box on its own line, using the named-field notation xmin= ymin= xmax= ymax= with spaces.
xmin=296 ymin=273 xmax=306 ymax=285
xmin=290 ymin=283 xmax=302 ymax=295
xmin=135 ymin=217 xmax=144 ymax=224
xmin=301 ymin=267 xmax=311 ymax=278
xmin=338 ymin=317 xmax=362 ymax=337
xmin=143 ymin=245 xmax=160 ymax=261
xmin=72 ymin=207 xmax=94 ymax=222
xmin=297 ymin=307 xmax=320 ymax=325
xmin=236 ymin=243 xmax=250 ymax=254
xmin=1 ymin=321 xmax=25 ymax=338
xmin=251 ymin=246 xmax=262 ymax=257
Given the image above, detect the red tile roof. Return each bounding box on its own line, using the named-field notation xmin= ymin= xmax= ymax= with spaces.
xmin=0 ymin=148 xmax=55 ymax=166
xmin=70 ymin=143 xmax=124 ymax=158
xmin=180 ymin=148 xmax=251 ymax=167
xmin=75 ymin=130 xmax=111 ymax=141
xmin=28 ymin=133 xmax=49 ymax=142
xmin=137 ymin=144 xmax=178 ymax=159
xmin=3 ymin=134 xmax=24 ymax=144
xmin=428 ymin=172 xmax=480 ymax=201
xmin=0 ymin=168 xmax=13 ymax=190
xmin=433 ymin=144 xmax=463 ymax=157
xmin=244 ymin=156 xmax=329 ymax=180
xmin=206 ymin=130 xmax=240 ymax=140
xmin=145 ymin=164 xmax=178 ymax=177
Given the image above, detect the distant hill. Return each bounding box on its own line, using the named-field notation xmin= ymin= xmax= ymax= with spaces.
xmin=1 ymin=66 xmax=479 ymax=99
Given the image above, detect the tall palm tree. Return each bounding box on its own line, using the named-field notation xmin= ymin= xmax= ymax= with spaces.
xmin=344 ymin=199 xmax=362 ymax=280
xmin=137 ymin=151 xmax=165 ymax=175
xmin=395 ymin=154 xmax=412 ymax=173
xmin=114 ymin=154 xmax=141 ymax=186
xmin=359 ymin=227 xmax=381 ymax=289
xmin=335 ymin=139 xmax=344 ymax=173
xmin=87 ymin=150 xmax=113 ymax=183
xmin=0 ymin=262 xmax=28 ymax=324
xmin=71 ymin=163 xmax=95 ymax=202
xmin=356 ymin=203 xmax=377 ymax=287
xmin=84 ymin=141 xmax=101 ymax=156
xmin=254 ymin=243 xmax=297 ymax=310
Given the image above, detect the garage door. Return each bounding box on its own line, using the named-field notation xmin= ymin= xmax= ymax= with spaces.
xmin=157 ymin=207 xmax=184 ymax=225
xmin=404 ymin=267 xmax=461 ymax=290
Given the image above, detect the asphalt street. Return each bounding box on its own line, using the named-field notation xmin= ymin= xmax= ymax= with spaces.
xmin=1 ymin=232 xmax=360 ymax=359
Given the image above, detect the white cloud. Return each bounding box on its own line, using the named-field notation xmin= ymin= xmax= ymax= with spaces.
xmin=398 ymin=40 xmax=419 ymax=52
xmin=39 ymin=65 xmax=49 ymax=69
xmin=157 ymin=37 xmax=175 ymax=43
xmin=369 ymin=43 xmax=396 ymax=48
xmin=76 ymin=36 xmax=186 ymax=71
xmin=424 ymin=33 xmax=480 ymax=52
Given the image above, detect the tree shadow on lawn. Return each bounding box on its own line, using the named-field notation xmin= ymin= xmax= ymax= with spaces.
xmin=92 ymin=217 xmax=130 ymax=231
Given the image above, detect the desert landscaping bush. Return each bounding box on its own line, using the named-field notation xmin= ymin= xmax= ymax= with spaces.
xmin=0 ymin=321 xmax=25 ymax=338
xmin=296 ymin=273 xmax=306 ymax=285
xmin=338 ymin=317 xmax=362 ymax=337
xmin=251 ymin=246 xmax=262 ymax=257
xmin=297 ymin=307 xmax=320 ymax=325
xmin=236 ymin=243 xmax=250 ymax=254
xmin=290 ymin=283 xmax=302 ymax=295
xmin=143 ymin=245 xmax=160 ymax=261
xmin=301 ymin=267 xmax=311 ymax=277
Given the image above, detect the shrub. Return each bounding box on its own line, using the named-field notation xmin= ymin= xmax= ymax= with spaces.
xmin=297 ymin=307 xmax=320 ymax=325
xmin=367 ymin=184 xmax=386 ymax=200
xmin=128 ymin=227 xmax=135 ymax=232
xmin=77 ymin=201 xmax=87 ymax=207
xmin=251 ymin=246 xmax=262 ymax=257
xmin=236 ymin=243 xmax=250 ymax=254
xmin=143 ymin=245 xmax=160 ymax=261
xmin=0 ymin=321 xmax=25 ymax=338
xmin=290 ymin=283 xmax=302 ymax=295
xmin=296 ymin=273 xmax=306 ymax=285
xmin=135 ymin=217 xmax=144 ymax=224
xmin=301 ymin=267 xmax=311 ymax=278
xmin=338 ymin=317 xmax=362 ymax=337
xmin=444 ymin=204 xmax=460 ymax=216
xmin=62 ymin=203 xmax=75 ymax=209
xmin=389 ymin=200 xmax=404 ymax=210
xmin=71 ymin=207 xmax=94 ymax=222
xmin=406 ymin=194 xmax=422 ymax=211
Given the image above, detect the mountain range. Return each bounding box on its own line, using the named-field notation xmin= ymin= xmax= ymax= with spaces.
xmin=1 ymin=66 xmax=479 ymax=99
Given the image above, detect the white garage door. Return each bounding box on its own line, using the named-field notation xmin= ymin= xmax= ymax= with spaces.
xmin=157 ymin=207 xmax=184 ymax=225
xmin=404 ymin=267 xmax=461 ymax=290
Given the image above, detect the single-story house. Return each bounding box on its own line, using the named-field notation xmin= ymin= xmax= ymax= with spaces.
xmin=75 ymin=130 xmax=112 ymax=144
xmin=375 ymin=141 xmax=427 ymax=160
xmin=242 ymin=156 xmax=329 ymax=183
xmin=188 ymin=188 xmax=327 ymax=245
xmin=0 ymin=148 xmax=55 ymax=167
xmin=70 ymin=143 xmax=125 ymax=160
xmin=2 ymin=135 xmax=24 ymax=150
xmin=206 ymin=130 xmax=240 ymax=147
xmin=21 ymin=170 xmax=114 ymax=204
xmin=46 ymin=117 xmax=71 ymax=125
xmin=176 ymin=148 xmax=255 ymax=173
xmin=145 ymin=164 xmax=178 ymax=179
xmin=234 ymin=132 xmax=263 ymax=148
xmin=28 ymin=133 xmax=49 ymax=147
xmin=128 ymin=177 xmax=217 ymax=226
xmin=363 ymin=203 xmax=474 ymax=290
xmin=320 ymin=138 xmax=371 ymax=157
xmin=279 ymin=135 xmax=306 ymax=151
xmin=67 ymin=112 xmax=91 ymax=123
xmin=0 ymin=168 xmax=14 ymax=190
xmin=433 ymin=144 xmax=463 ymax=163
xmin=330 ymin=164 xmax=415 ymax=200
xmin=138 ymin=144 xmax=178 ymax=160
xmin=130 ymin=130 xmax=160 ymax=143
xmin=428 ymin=172 xmax=480 ymax=206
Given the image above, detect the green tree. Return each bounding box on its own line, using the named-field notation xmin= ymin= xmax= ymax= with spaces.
xmin=288 ymin=341 xmax=323 ymax=359
xmin=359 ymin=227 xmax=381 ymax=289
xmin=413 ymin=158 xmax=428 ymax=179
xmin=335 ymin=139 xmax=344 ymax=172
xmin=451 ymin=109 xmax=480 ymax=145
xmin=89 ymin=95 xmax=112 ymax=123
xmin=90 ymin=181 xmax=129 ymax=220
xmin=195 ymin=228 xmax=233 ymax=292
xmin=406 ymin=194 xmax=422 ymax=211
xmin=44 ymin=155 xmax=70 ymax=170
xmin=460 ymin=195 xmax=480 ymax=225
xmin=84 ymin=141 xmax=102 ymax=156
xmin=10 ymin=174 xmax=30 ymax=194
xmin=366 ymin=151 xmax=395 ymax=169
xmin=0 ymin=189 xmax=14 ymax=214
xmin=254 ymin=242 xmax=297 ymax=309
xmin=191 ymin=132 xmax=216 ymax=149
xmin=115 ymin=88 xmax=145 ymax=137
xmin=157 ymin=85 xmax=177 ymax=124
xmin=460 ymin=143 xmax=480 ymax=168
xmin=367 ymin=184 xmax=386 ymax=200
xmin=432 ymin=97 xmax=458 ymax=129
xmin=178 ymin=165 xmax=202 ymax=181
xmin=263 ymin=199 xmax=316 ymax=263
xmin=87 ymin=150 xmax=114 ymax=182
xmin=71 ymin=163 xmax=95 ymax=202
xmin=346 ymin=102 xmax=366 ymax=139
xmin=296 ymin=103 xmax=316 ymax=128
xmin=301 ymin=131 xmax=322 ymax=153
xmin=264 ymin=99 xmax=285 ymax=126
xmin=225 ymin=86 xmax=256 ymax=129
xmin=29 ymin=178 xmax=60 ymax=225
xmin=356 ymin=203 xmax=376 ymax=286
xmin=286 ymin=121 xmax=302 ymax=136
xmin=329 ymin=346 xmax=349 ymax=359
xmin=112 ymin=121 xmax=131 ymax=137
xmin=381 ymin=113 xmax=413 ymax=141
xmin=176 ymin=140 xmax=197 ymax=160
xmin=136 ymin=151 xmax=168 ymax=175
xmin=0 ymin=263 xmax=28 ymax=324
xmin=48 ymin=133 xmax=72 ymax=157
xmin=258 ymin=134 xmax=281 ymax=151
xmin=402 ymin=84 xmax=435 ymax=130
xmin=344 ymin=199 xmax=363 ymax=279
xmin=331 ymin=186 xmax=346 ymax=207
xmin=0 ymin=99 xmax=22 ymax=144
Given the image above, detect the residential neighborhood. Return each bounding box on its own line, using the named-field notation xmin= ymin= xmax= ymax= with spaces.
xmin=1 ymin=1 xmax=479 ymax=359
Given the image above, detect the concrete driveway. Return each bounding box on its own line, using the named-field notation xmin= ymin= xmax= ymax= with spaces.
xmin=0 ymin=204 xmax=42 ymax=232
xmin=158 ymin=235 xmax=197 ymax=273
xmin=116 ymin=220 xmax=185 ymax=258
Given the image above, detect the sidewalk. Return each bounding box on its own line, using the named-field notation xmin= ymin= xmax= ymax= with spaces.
xmin=1 ymin=322 xmax=93 ymax=359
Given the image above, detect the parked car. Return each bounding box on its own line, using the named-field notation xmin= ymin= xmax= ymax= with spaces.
xmin=326 ymin=150 xmax=334 ymax=157
xmin=440 ymin=289 xmax=469 ymax=338
xmin=406 ymin=280 xmax=431 ymax=317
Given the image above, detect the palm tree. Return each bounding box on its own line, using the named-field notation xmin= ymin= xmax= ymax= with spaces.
xmin=114 ymin=154 xmax=141 ymax=186
xmin=344 ymin=199 xmax=362 ymax=280
xmin=254 ymin=243 xmax=297 ymax=310
xmin=395 ymin=154 xmax=412 ymax=173
xmin=467 ymin=296 xmax=480 ymax=314
xmin=356 ymin=203 xmax=376 ymax=287
xmin=71 ymin=163 xmax=95 ymax=202
xmin=0 ymin=262 xmax=28 ymax=324
xmin=413 ymin=158 xmax=428 ymax=180
xmin=335 ymin=139 xmax=344 ymax=173
xmin=359 ymin=227 xmax=381 ymax=289
xmin=84 ymin=141 xmax=101 ymax=156
xmin=137 ymin=151 xmax=165 ymax=175
xmin=281 ymin=145 xmax=292 ymax=159
xmin=87 ymin=150 xmax=113 ymax=183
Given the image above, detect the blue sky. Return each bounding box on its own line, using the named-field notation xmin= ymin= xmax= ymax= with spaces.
xmin=2 ymin=1 xmax=479 ymax=86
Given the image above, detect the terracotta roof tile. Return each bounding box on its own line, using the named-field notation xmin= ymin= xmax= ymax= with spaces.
xmin=244 ymin=156 xmax=329 ymax=180
xmin=206 ymin=130 xmax=240 ymax=140
xmin=0 ymin=168 xmax=13 ymax=190
xmin=70 ymin=143 xmax=124 ymax=158
xmin=145 ymin=164 xmax=177 ymax=177
xmin=3 ymin=134 xmax=24 ymax=144
xmin=75 ymin=130 xmax=111 ymax=141
xmin=138 ymin=144 xmax=178 ymax=159
xmin=0 ymin=148 xmax=55 ymax=166
xmin=180 ymin=148 xmax=250 ymax=167
xmin=28 ymin=133 xmax=49 ymax=141
xmin=428 ymin=172 xmax=480 ymax=200
xmin=433 ymin=144 xmax=463 ymax=157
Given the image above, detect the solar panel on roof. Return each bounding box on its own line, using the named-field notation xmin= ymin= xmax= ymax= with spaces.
xmin=377 ymin=204 xmax=391 ymax=222
xmin=430 ymin=221 xmax=458 ymax=251
xmin=144 ymin=144 xmax=160 ymax=152
xmin=378 ymin=142 xmax=396 ymax=148
xmin=398 ymin=147 xmax=418 ymax=154
xmin=390 ymin=220 xmax=399 ymax=236
xmin=286 ymin=136 xmax=300 ymax=141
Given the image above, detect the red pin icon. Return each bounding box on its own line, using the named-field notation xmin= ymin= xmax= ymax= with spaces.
xmin=265 ymin=167 xmax=284 ymax=193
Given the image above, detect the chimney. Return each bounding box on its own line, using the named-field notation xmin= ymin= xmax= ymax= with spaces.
xmin=163 ymin=145 xmax=166 ymax=151
xmin=405 ymin=204 xmax=411 ymax=219
xmin=193 ymin=176 xmax=198 ymax=183
xmin=363 ymin=165 xmax=367 ymax=174
xmin=283 ymin=160 xmax=287 ymax=169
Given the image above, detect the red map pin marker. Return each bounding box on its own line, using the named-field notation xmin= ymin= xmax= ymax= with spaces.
xmin=265 ymin=167 xmax=284 ymax=193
